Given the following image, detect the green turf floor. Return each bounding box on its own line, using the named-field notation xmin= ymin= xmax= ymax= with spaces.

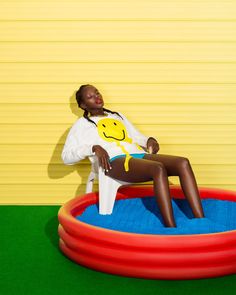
xmin=1 ymin=206 xmax=236 ymax=295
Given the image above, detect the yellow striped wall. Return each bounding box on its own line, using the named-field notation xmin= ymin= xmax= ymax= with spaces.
xmin=0 ymin=0 xmax=236 ymax=204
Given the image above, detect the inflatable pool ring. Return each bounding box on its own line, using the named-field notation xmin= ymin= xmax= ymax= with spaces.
xmin=58 ymin=185 xmax=236 ymax=280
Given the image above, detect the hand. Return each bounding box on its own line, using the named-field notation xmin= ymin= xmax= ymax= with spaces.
xmin=92 ymin=145 xmax=112 ymax=172
xmin=147 ymin=137 xmax=159 ymax=154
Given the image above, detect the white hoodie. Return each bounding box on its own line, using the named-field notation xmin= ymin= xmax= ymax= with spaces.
xmin=61 ymin=112 xmax=148 ymax=165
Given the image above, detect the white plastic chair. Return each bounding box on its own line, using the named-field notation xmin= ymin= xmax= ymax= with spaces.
xmin=85 ymin=157 xmax=130 ymax=215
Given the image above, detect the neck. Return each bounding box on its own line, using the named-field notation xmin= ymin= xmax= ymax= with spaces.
xmin=89 ymin=108 xmax=106 ymax=117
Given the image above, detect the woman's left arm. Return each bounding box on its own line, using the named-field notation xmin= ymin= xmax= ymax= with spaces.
xmin=120 ymin=113 xmax=159 ymax=154
xmin=146 ymin=137 xmax=159 ymax=154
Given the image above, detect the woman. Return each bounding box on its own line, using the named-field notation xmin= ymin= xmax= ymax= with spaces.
xmin=62 ymin=84 xmax=204 ymax=227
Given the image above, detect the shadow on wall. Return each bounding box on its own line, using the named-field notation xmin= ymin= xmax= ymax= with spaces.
xmin=47 ymin=90 xmax=89 ymax=199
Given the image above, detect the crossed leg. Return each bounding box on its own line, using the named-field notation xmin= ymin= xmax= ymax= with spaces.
xmin=106 ymin=154 xmax=204 ymax=227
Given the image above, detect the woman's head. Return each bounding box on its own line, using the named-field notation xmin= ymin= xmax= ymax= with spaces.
xmin=75 ymin=84 xmax=122 ymax=125
xmin=75 ymin=84 xmax=104 ymax=112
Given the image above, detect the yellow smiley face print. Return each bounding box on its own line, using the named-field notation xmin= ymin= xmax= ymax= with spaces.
xmin=97 ymin=118 xmax=132 ymax=143
xmin=96 ymin=118 xmax=143 ymax=172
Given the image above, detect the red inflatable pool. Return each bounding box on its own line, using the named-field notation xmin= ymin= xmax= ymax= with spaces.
xmin=58 ymin=186 xmax=236 ymax=280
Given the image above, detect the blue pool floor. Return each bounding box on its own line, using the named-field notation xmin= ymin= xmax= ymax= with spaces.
xmin=77 ymin=197 xmax=236 ymax=235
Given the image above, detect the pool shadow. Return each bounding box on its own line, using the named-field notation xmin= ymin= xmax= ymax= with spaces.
xmin=141 ymin=197 xmax=165 ymax=226
xmin=45 ymin=215 xmax=60 ymax=249
xmin=141 ymin=197 xmax=194 ymax=225
xmin=172 ymin=199 xmax=194 ymax=219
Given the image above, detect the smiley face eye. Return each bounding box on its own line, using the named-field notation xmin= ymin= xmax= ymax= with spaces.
xmin=102 ymin=124 xmax=106 ymax=128
xmin=114 ymin=122 xmax=117 ymax=126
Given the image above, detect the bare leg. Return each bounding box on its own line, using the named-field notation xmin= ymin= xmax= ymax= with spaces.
xmin=144 ymin=154 xmax=204 ymax=218
xmin=106 ymin=157 xmax=176 ymax=227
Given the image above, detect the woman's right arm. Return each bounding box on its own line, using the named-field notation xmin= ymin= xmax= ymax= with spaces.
xmin=92 ymin=145 xmax=112 ymax=172
xmin=61 ymin=120 xmax=95 ymax=165
xmin=62 ymin=119 xmax=112 ymax=171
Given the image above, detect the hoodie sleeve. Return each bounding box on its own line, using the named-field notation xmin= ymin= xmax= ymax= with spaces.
xmin=119 ymin=113 xmax=148 ymax=147
xmin=61 ymin=119 xmax=95 ymax=165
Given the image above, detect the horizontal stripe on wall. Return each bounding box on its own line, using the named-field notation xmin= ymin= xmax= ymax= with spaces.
xmin=0 ymin=144 xmax=235 ymax=165
xmin=1 ymin=1 xmax=236 ymax=20
xmin=0 ymin=83 xmax=235 ymax=104
xmin=0 ymin=183 xmax=89 ymax=204
xmin=1 ymin=63 xmax=236 ymax=83
xmin=0 ymin=21 xmax=236 ymax=41
xmin=0 ymin=124 xmax=236 ymax=145
xmin=0 ymin=104 xmax=235 ymax=124
xmin=2 ymin=42 xmax=236 ymax=62
xmin=0 ymin=164 xmax=235 ymax=185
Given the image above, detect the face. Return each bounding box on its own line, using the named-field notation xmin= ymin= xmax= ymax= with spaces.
xmin=80 ymin=85 xmax=104 ymax=112
xmin=97 ymin=118 xmax=132 ymax=143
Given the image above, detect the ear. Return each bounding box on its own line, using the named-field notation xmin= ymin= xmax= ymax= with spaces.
xmin=80 ymin=102 xmax=86 ymax=110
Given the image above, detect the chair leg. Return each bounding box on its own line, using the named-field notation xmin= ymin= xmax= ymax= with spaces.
xmin=98 ymin=168 xmax=122 ymax=215
xmin=85 ymin=172 xmax=96 ymax=193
